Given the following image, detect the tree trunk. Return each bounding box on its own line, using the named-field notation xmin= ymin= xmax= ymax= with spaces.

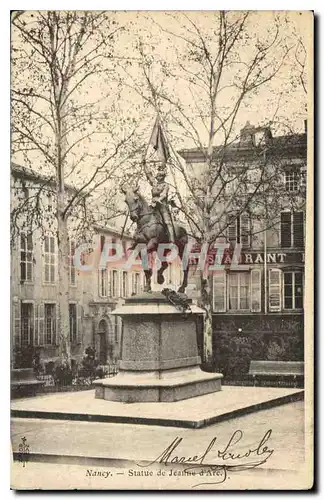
xmin=55 ymin=83 xmax=71 ymax=367
xmin=199 ymin=270 xmax=214 ymax=370
xmin=57 ymin=203 xmax=71 ymax=366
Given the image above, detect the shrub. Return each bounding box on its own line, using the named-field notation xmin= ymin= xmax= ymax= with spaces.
xmin=95 ymin=365 xmax=108 ymax=379
xmin=45 ymin=360 xmax=55 ymax=375
xmin=53 ymin=360 xmax=73 ymax=386
xmin=78 ymin=346 xmax=99 ymax=380
xmin=266 ymin=341 xmax=286 ymax=361
xmin=13 ymin=345 xmax=42 ymax=373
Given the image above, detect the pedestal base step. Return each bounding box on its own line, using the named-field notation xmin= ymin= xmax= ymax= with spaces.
xmin=11 ymin=386 xmax=304 ymax=429
xmin=94 ymin=368 xmax=222 ymax=402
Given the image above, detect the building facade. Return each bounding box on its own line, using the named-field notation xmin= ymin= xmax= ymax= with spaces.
xmin=10 ymin=164 xmax=146 ymax=370
xmin=179 ymin=123 xmax=307 ymax=375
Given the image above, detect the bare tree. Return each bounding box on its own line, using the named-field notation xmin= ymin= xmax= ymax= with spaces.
xmin=11 ymin=11 xmax=145 ymax=365
xmin=120 ymin=11 xmax=307 ymax=365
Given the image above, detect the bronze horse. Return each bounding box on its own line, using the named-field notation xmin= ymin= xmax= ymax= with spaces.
xmin=122 ymin=187 xmax=189 ymax=293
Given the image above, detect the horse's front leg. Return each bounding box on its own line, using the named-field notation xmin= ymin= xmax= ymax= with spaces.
xmin=157 ymin=261 xmax=168 ymax=285
xmin=128 ymin=231 xmax=142 ymax=251
xmin=147 ymin=237 xmax=159 ymax=253
xmin=143 ymin=269 xmax=153 ymax=293
xmin=141 ymin=238 xmax=158 ymax=293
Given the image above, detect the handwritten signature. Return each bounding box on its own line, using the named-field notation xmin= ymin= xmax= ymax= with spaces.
xmin=137 ymin=429 xmax=274 ymax=487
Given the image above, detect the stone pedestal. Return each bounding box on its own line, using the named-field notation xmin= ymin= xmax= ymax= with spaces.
xmin=94 ymin=293 xmax=222 ymax=403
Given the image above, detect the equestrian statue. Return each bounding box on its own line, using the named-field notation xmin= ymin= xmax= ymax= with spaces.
xmin=121 ymin=160 xmax=189 ymax=294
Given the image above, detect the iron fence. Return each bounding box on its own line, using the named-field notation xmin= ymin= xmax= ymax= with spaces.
xmin=221 ymin=375 xmax=304 ymax=388
xmin=35 ymin=363 xmax=119 ymax=394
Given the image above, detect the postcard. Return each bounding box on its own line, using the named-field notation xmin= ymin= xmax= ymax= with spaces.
xmin=10 ymin=9 xmax=313 ymax=490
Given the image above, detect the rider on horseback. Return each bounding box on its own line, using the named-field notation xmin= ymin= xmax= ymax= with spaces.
xmin=144 ymin=160 xmax=176 ymax=243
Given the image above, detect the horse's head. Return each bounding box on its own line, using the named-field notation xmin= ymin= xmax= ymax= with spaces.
xmin=121 ymin=186 xmax=143 ymax=222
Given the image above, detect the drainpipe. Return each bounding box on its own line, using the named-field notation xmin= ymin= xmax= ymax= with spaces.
xmin=264 ymin=219 xmax=267 ymax=314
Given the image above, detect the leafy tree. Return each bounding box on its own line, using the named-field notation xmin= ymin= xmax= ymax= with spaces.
xmin=11 ymin=11 xmax=145 ymax=365
xmin=120 ymin=11 xmax=308 ymax=365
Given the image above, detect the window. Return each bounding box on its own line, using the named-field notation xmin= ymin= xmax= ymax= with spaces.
xmin=250 ymin=269 xmax=262 ymax=312
xmin=44 ymin=303 xmax=56 ymax=345
xmin=69 ymin=240 xmax=76 ymax=285
xmin=22 ymin=184 xmax=29 ymax=199
xmin=21 ymin=303 xmax=33 ymax=346
xmin=212 ymin=270 xmax=261 ymax=313
xmin=285 ymin=168 xmax=306 ymax=192
xmin=269 ymin=269 xmax=281 ymax=311
xmin=98 ymin=235 xmax=107 ymax=297
xmin=227 ymin=213 xmax=251 ymax=247
xmin=132 ymin=272 xmax=141 ymax=295
xmin=280 ymin=212 xmax=304 ymax=248
xmin=69 ymin=304 xmax=77 ymax=343
xmin=283 ymin=271 xmax=303 ymax=310
xmin=228 ymin=272 xmax=250 ymax=310
xmin=20 ymin=233 xmax=33 ymax=282
xmin=121 ymin=271 xmax=128 ymax=298
xmin=213 ymin=271 xmax=226 ymax=312
xmin=300 ymin=169 xmax=306 ymax=188
xmin=44 ymin=236 xmax=56 ymax=283
xmin=46 ymin=191 xmax=53 ymax=212
xmin=99 ymin=268 xmax=107 ymax=297
xmin=110 ymin=269 xmax=119 ymax=298
xmin=285 ymin=170 xmax=299 ymax=192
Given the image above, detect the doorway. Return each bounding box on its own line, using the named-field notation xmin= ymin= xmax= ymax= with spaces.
xmin=98 ymin=319 xmax=107 ymax=364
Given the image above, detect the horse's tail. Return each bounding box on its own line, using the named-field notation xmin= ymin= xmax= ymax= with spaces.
xmin=175 ymin=224 xmax=188 ymax=243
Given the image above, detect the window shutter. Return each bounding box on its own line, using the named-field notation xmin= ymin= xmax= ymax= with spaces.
xmin=115 ymin=317 xmax=122 ymax=342
xmin=77 ymin=304 xmax=82 ymax=345
xmin=113 ymin=270 xmax=119 ymax=297
xmin=100 ymin=235 xmax=105 ymax=252
xmin=13 ymin=301 xmax=21 ymax=347
xmin=140 ymin=272 xmax=145 ymax=292
xmin=250 ymin=269 xmax=261 ymax=312
xmin=240 ymin=214 xmax=250 ymax=247
xmin=117 ymin=317 xmax=123 ymax=341
xmin=293 ymin=212 xmax=304 ymax=248
xmin=120 ymin=271 xmax=129 ymax=298
xmin=54 ymin=304 xmax=59 ymax=345
xmin=227 ymin=216 xmax=237 ymax=244
xmin=34 ymin=304 xmax=39 ymax=346
xmin=98 ymin=270 xmax=103 ymax=296
xmin=280 ymin=212 xmax=292 ymax=247
xmin=131 ymin=272 xmax=135 ymax=295
xmin=269 ymin=269 xmax=282 ymax=311
xmin=213 ymin=271 xmax=226 ymax=312
xmin=38 ymin=303 xmax=45 ymax=346
xmin=119 ymin=270 xmax=123 ymax=297
xmin=107 ymin=269 xmax=112 ymax=297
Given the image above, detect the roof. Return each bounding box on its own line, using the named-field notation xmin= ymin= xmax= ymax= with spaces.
xmin=11 ymin=162 xmax=79 ymax=194
xmin=93 ymin=224 xmax=132 ymax=240
xmin=178 ymin=132 xmax=307 ymax=163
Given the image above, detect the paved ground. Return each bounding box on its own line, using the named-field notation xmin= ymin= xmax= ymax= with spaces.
xmin=10 ymin=400 xmax=313 ymax=490
xmin=11 ymin=386 xmax=303 ymax=428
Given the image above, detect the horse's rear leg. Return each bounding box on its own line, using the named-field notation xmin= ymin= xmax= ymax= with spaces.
xmin=178 ymin=268 xmax=188 ymax=294
xmin=178 ymin=244 xmax=189 ymax=293
xmin=157 ymin=261 xmax=168 ymax=285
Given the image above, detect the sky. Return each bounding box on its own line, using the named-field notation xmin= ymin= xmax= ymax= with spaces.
xmin=11 ymin=10 xmax=312 ymax=227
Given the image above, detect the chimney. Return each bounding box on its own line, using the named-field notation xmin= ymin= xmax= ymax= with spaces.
xmin=240 ymin=121 xmax=255 ymax=146
xmin=304 ymin=119 xmax=307 ymax=134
